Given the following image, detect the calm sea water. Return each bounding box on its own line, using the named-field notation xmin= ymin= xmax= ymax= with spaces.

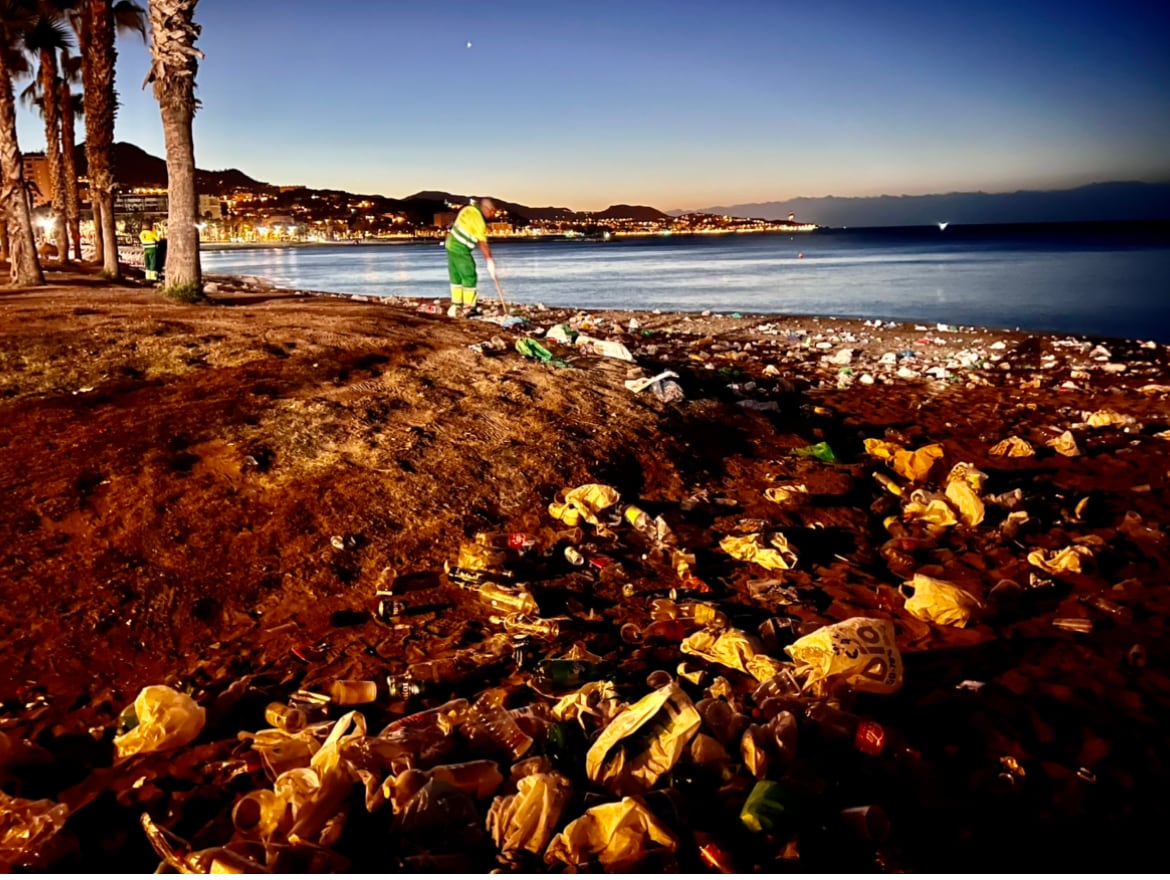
xmin=201 ymin=222 xmax=1170 ymax=342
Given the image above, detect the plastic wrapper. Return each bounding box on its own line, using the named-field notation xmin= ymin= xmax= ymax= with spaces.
xmin=680 ymin=628 xmax=786 ymax=682
xmin=576 ymin=334 xmax=634 ymax=361
xmin=902 ymin=573 xmax=982 ymax=627
xmin=0 ymin=792 xmax=69 ymax=868
xmin=1084 ymin=409 xmax=1136 ymax=428
xmin=585 ymin=683 xmax=701 ymax=796
xmin=113 ymin=685 xmax=206 ymax=762
xmin=391 ymin=777 xmax=479 ymax=834
xmin=545 ymin=797 xmax=678 ymax=870
xmin=786 ymin=617 xmax=903 ymax=695
xmin=486 ymin=771 xmax=572 ymax=856
xmin=863 ymin=439 xmax=943 ymax=482
xmin=719 ymin=532 xmax=798 ymax=571
xmin=943 ymin=462 xmax=987 ymax=527
xmin=548 ymin=483 xmax=620 ymax=526
xmin=988 ymin=436 xmax=1035 ymax=457
xmin=1046 ymin=430 xmax=1081 ymax=456
xmin=1028 ymin=544 xmax=1094 ymax=575
xmin=284 ymin=711 xmax=366 ymax=846
xmin=763 ymin=483 xmax=808 ymax=507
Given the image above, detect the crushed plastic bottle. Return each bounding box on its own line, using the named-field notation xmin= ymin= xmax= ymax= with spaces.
xmin=463 ymin=691 xmax=534 ymax=760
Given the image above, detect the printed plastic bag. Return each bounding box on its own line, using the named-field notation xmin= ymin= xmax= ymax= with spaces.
xmin=786 ymin=617 xmax=903 ymax=696
xmin=585 ymin=683 xmax=700 ymax=796
xmin=902 ymin=573 xmax=982 ymax=627
xmin=113 ymin=685 xmax=206 ymax=761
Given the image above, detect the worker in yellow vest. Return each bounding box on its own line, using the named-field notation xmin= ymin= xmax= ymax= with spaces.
xmin=445 ymin=198 xmax=499 ymax=318
xmin=140 ymin=225 xmax=161 ymax=281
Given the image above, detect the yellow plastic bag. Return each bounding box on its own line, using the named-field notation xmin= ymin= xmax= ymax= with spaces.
xmin=1028 ymin=545 xmax=1094 ymax=574
xmin=892 ymin=443 xmax=944 ymax=482
xmin=1046 ymin=430 xmax=1080 ymax=456
xmin=903 ymin=490 xmax=958 ymax=529
xmin=862 ymin=438 xmax=901 ymax=462
xmin=549 ymin=483 xmax=620 ymax=526
xmin=545 ymin=797 xmax=677 ymax=870
xmin=585 ymin=683 xmax=701 ymax=796
xmin=1085 ymin=409 xmax=1135 ymax=428
xmin=680 ymin=628 xmax=786 ymax=682
xmin=549 ymin=681 xmax=624 ymax=727
xmin=486 ymin=772 xmax=572 ymax=856
xmin=943 ymin=463 xmax=987 ymax=527
xmin=113 ymin=685 xmax=206 ymax=762
xmin=786 ymin=618 xmax=903 ymax=696
xmin=988 ymin=436 xmax=1035 ymax=457
xmin=902 ymin=573 xmax=982 ymax=627
xmin=719 ymin=532 xmax=798 ymax=571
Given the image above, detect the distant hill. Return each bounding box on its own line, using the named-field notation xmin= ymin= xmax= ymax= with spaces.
xmin=74 ymin=141 xmax=275 ymax=195
xmin=675 ymin=181 xmax=1170 ymax=228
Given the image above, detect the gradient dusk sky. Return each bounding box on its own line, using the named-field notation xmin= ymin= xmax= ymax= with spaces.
xmin=16 ymin=0 xmax=1170 ymax=212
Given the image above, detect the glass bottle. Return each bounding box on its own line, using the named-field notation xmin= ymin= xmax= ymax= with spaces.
xmin=532 ymin=658 xmax=606 ymax=691
xmin=491 ymin=613 xmax=560 ymax=639
xmin=459 ymin=581 xmax=538 ymax=616
xmin=330 ymin=679 xmax=377 ymax=706
xmin=625 ymin=504 xmax=653 ymax=532
xmin=385 ymin=673 xmax=425 ymax=700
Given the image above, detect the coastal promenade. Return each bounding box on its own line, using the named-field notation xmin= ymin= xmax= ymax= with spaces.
xmin=1 ymin=268 xmax=1167 ymax=871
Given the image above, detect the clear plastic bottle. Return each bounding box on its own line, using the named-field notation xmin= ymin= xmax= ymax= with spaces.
xmin=491 ymin=613 xmax=560 ymax=639
xmin=463 ymin=692 xmax=533 ymax=759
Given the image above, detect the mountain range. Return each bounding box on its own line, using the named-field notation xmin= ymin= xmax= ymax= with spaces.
xmin=80 ymin=142 xmax=1170 ymax=228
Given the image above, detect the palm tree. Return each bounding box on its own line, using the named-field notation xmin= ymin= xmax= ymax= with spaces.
xmin=0 ymin=0 xmax=44 ymax=285
xmin=23 ymin=4 xmax=73 ymax=263
xmin=58 ymin=46 xmax=81 ymax=258
xmin=145 ymin=0 xmax=201 ymax=296
xmin=74 ymin=0 xmax=144 ymax=278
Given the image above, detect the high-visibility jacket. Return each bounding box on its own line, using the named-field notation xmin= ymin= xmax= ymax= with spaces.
xmin=140 ymin=229 xmax=159 ymax=246
xmin=448 ymin=204 xmax=487 ymax=250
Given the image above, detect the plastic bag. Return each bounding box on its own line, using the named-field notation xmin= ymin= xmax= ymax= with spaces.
xmin=0 ymin=791 xmax=69 ymax=868
xmin=113 ymin=685 xmax=206 ymax=761
xmin=548 ymin=483 xmax=620 ymax=526
xmin=719 ymin=532 xmax=798 ymax=571
xmin=903 ymin=489 xmax=959 ymax=529
xmin=863 ymin=439 xmax=943 ymax=482
xmin=902 ymin=573 xmax=982 ymax=627
xmin=763 ymin=483 xmax=809 ymax=507
xmin=486 ymin=772 xmax=572 ymax=856
xmin=680 ymin=628 xmax=786 ymax=682
xmin=545 ymin=797 xmax=677 ymax=870
xmin=1028 ymin=544 xmax=1094 ymax=575
xmin=1046 ymin=430 xmax=1080 ymax=456
xmin=786 ymin=618 xmax=903 ymax=695
xmin=988 ymin=436 xmax=1035 ymax=457
xmin=943 ymin=463 xmax=987 ymax=527
xmin=586 ymin=683 xmax=700 ymax=796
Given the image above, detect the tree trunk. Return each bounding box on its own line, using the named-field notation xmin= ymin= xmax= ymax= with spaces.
xmin=39 ymin=49 xmax=68 ymax=263
xmin=60 ymin=80 xmax=82 ymax=261
xmin=0 ymin=55 xmax=44 ymax=286
xmin=82 ymin=0 xmax=120 ymax=278
xmin=92 ymin=198 xmax=104 ymax=263
xmin=148 ymin=0 xmax=202 ymax=294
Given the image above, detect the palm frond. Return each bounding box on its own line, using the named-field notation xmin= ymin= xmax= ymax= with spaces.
xmin=112 ymin=0 xmax=145 ymax=41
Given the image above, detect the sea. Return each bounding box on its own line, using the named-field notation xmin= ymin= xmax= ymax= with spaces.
xmin=201 ymin=221 xmax=1170 ymax=343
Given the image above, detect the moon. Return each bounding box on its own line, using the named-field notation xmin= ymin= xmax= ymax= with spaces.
xmin=466 ymin=41 xmax=472 ymax=48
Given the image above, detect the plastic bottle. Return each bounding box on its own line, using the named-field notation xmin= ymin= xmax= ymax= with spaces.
xmin=803 ymin=702 xmax=919 ymax=761
xmin=1080 ymin=593 xmax=1133 ymax=624
xmin=141 ymin=814 xmax=268 ymax=873
xmin=739 ymin=779 xmax=795 ymax=833
xmin=873 ymin=472 xmax=902 ymax=496
xmin=459 ymin=581 xmax=539 ymax=616
xmin=491 ymin=613 xmax=560 ymax=639
xmin=625 ymin=504 xmax=653 ymax=533
xmin=264 ymin=702 xmax=306 ymax=732
xmin=532 ymin=658 xmax=606 ymax=691
xmin=464 ymin=692 xmax=533 ymax=759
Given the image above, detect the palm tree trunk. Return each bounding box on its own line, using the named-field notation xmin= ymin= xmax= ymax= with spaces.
xmin=0 ymin=55 xmax=44 ymax=286
xmin=82 ymin=0 xmax=120 ymax=277
xmin=60 ymin=80 xmax=82 ymax=261
xmin=91 ymin=197 xmax=104 ymax=262
xmin=39 ymin=48 xmax=68 ymax=263
xmin=147 ymin=0 xmax=202 ymax=294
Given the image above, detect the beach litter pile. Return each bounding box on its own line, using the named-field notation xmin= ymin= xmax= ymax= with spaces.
xmin=3 ymin=284 xmax=1170 ymax=872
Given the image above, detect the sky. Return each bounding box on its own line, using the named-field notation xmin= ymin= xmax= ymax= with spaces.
xmin=15 ymin=0 xmax=1170 ymax=212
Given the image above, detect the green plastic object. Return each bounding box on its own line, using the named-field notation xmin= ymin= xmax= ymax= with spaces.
xmin=739 ymin=780 xmax=794 ymax=833
xmin=515 ymin=337 xmax=570 ymax=368
xmin=792 ymin=441 xmax=839 ymax=463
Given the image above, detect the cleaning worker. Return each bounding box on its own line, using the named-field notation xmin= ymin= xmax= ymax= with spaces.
xmin=140 ymin=224 xmax=161 ymax=281
xmin=445 ymin=197 xmax=499 ymax=318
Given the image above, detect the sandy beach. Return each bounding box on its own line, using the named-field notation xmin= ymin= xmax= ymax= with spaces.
xmin=2 ymin=265 xmax=1169 ymax=871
